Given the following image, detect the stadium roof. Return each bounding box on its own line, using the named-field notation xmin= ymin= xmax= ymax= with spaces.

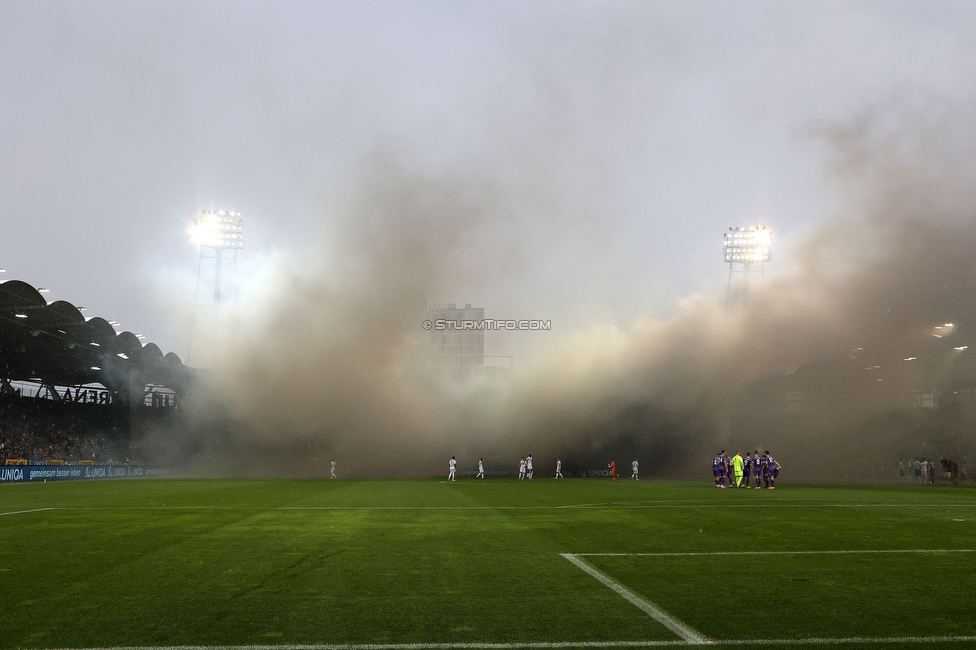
xmin=0 ymin=280 xmax=195 ymax=394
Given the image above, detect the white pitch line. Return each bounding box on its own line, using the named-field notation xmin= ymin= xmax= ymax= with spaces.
xmin=24 ymin=502 xmax=976 ymax=513
xmin=561 ymin=553 xmax=710 ymax=646
xmin=0 ymin=507 xmax=54 ymax=517
xmin=577 ymin=549 xmax=976 ymax=557
xmin=40 ymin=645 xmax=690 ymax=650
xmin=547 ymin=503 xmax=976 ymax=510
xmin=717 ymin=637 xmax=976 ymax=646
xmin=35 ymin=637 xmax=976 ymax=650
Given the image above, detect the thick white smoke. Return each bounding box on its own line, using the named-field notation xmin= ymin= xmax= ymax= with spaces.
xmin=162 ymin=105 xmax=976 ymax=480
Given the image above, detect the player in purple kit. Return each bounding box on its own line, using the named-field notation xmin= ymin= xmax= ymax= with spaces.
xmin=752 ymin=450 xmax=762 ymax=489
xmin=742 ymin=452 xmax=752 ymax=488
xmin=760 ymin=452 xmax=772 ymax=488
xmin=767 ymin=452 xmax=781 ymax=489
xmin=712 ymin=451 xmax=727 ymax=488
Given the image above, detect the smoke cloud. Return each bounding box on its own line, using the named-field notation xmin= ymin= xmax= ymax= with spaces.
xmin=157 ymin=103 xmax=976 ymax=482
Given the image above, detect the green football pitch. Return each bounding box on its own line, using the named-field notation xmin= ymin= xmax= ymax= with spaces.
xmin=2 ymin=478 xmax=975 ymax=650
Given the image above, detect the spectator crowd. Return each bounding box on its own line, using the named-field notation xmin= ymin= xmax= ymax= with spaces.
xmin=0 ymin=397 xmax=129 ymax=464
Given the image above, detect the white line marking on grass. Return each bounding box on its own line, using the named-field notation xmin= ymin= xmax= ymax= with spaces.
xmin=561 ymin=553 xmax=710 ymax=646
xmin=36 ymin=637 xmax=976 ymax=649
xmin=577 ymin=549 xmax=976 ymax=557
xmin=38 ymin=502 xmax=976 ymax=513
xmin=0 ymin=507 xmax=54 ymax=517
xmin=551 ymin=503 xmax=976 ymax=510
xmin=38 ymin=640 xmax=689 ymax=650
xmin=717 ymin=637 xmax=976 ymax=646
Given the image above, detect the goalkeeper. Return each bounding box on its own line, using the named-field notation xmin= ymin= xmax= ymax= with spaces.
xmin=731 ymin=450 xmax=744 ymax=488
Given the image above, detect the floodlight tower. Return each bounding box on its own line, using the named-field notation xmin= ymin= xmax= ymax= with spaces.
xmin=186 ymin=210 xmax=243 ymax=365
xmin=723 ymin=226 xmax=771 ymax=314
xmin=188 ymin=210 xmax=243 ymax=303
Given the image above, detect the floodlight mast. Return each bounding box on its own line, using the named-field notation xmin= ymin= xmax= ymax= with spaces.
xmin=186 ymin=210 xmax=243 ymax=365
xmin=723 ymin=226 xmax=771 ymax=314
xmin=187 ymin=210 xmax=243 ymax=303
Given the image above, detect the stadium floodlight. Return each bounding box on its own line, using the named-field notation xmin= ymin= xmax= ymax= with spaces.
xmin=186 ymin=209 xmax=244 ymax=366
xmin=187 ymin=210 xmax=243 ymax=250
xmin=723 ymin=226 xmax=772 ymax=263
xmin=724 ymin=226 xmax=772 ymax=314
xmin=955 ymin=346 xmax=968 ymax=351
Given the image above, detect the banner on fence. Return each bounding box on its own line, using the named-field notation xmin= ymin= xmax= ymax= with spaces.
xmin=0 ymin=465 xmax=167 ymax=483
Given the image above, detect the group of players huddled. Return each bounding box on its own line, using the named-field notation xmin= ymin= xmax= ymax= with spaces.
xmin=712 ymin=450 xmax=781 ymax=489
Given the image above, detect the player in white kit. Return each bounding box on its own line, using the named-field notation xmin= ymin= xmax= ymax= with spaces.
xmin=448 ymin=456 xmax=457 ymax=481
xmin=330 ymin=459 xmax=336 ymax=479
xmin=555 ymin=458 xmax=563 ymax=479
xmin=518 ymin=457 xmax=527 ymax=480
xmin=477 ymin=457 xmax=485 ymax=479
xmin=526 ymin=454 xmax=534 ymax=480
xmin=631 ymin=459 xmax=639 ymax=480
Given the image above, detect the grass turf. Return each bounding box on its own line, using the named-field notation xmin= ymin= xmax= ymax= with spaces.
xmin=1 ymin=478 xmax=975 ymax=649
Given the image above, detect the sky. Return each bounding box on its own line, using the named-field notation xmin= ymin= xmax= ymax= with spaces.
xmin=3 ymin=0 xmax=975 ymax=360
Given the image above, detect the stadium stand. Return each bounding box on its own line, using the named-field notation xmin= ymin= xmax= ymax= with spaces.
xmin=0 ymin=279 xmax=195 ymax=465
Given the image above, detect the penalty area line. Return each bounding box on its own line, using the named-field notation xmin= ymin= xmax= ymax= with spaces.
xmin=576 ymin=549 xmax=976 ymax=557
xmin=561 ymin=553 xmax=710 ymax=645
xmin=716 ymin=638 xmax=976 ymax=646
xmin=0 ymin=507 xmax=55 ymax=517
